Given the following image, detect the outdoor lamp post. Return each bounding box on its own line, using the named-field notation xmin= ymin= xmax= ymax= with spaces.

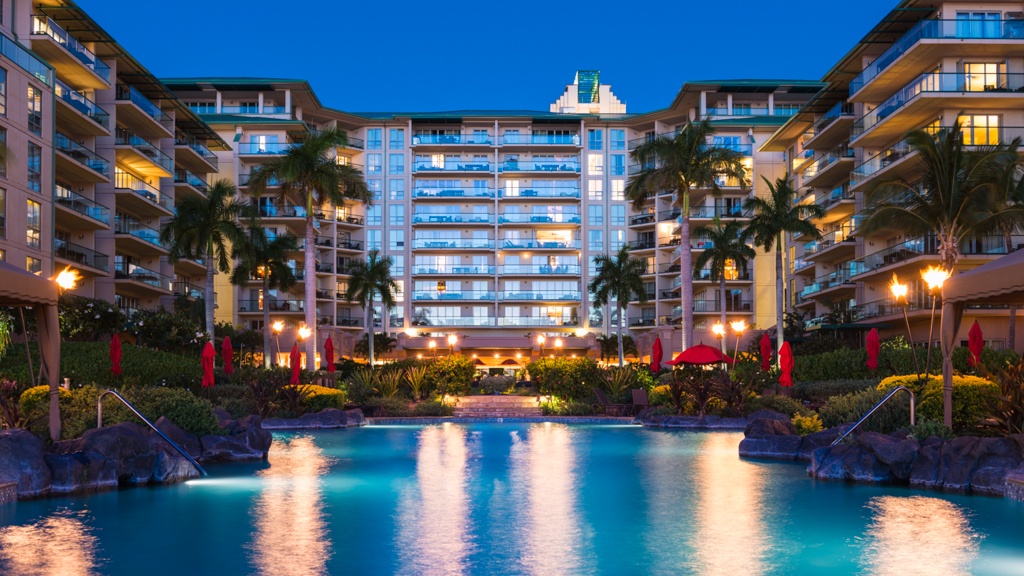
xmin=730 ymin=320 xmax=747 ymax=371
xmin=712 ymin=322 xmax=726 ymax=355
xmin=297 ymin=325 xmax=312 ymax=370
xmin=55 ymin=266 xmax=80 ymax=293
xmin=447 ymin=333 xmax=458 ymax=354
xmin=536 ymin=334 xmax=546 ymax=357
xmin=554 ymin=337 xmax=563 ymax=357
xmin=889 ymin=273 xmax=921 ymax=380
xmin=271 ymin=320 xmax=285 ymax=366
xmin=922 ymin=266 xmax=951 ymax=381
xmin=428 ymin=339 xmax=437 ymax=359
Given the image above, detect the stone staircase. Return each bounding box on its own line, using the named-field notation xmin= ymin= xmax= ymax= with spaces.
xmin=453 ymin=395 xmax=543 ymax=418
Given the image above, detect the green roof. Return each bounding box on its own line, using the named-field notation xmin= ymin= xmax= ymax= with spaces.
xmin=195 ymin=114 xmax=310 ymax=126
xmin=684 ymin=79 xmax=828 ymax=87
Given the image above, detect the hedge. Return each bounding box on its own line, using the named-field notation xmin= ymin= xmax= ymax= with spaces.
xmin=791 ymin=345 xmax=1018 ymax=383
xmin=526 ymin=357 xmax=604 ymax=401
xmin=294 ymin=384 xmax=347 ymax=412
xmin=878 ymin=374 xmax=998 ymax=432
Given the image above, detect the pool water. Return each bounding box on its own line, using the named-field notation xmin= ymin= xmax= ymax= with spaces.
xmin=1 ymin=423 xmax=1023 ymax=575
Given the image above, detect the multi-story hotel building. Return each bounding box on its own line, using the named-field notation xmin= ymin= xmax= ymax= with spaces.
xmin=764 ymin=0 xmax=1024 ymax=352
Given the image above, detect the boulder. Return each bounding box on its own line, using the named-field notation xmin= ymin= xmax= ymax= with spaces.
xmin=744 ymin=418 xmax=796 ymax=439
xmin=262 ymin=408 xmax=365 ymax=430
xmin=153 ymin=416 xmax=202 ymax=459
xmin=842 ymin=445 xmax=891 ymax=483
xmin=234 ymin=415 xmax=272 ymax=457
xmin=0 ymin=428 xmax=51 ymax=498
xmin=45 ymin=451 xmax=116 ymax=494
xmin=797 ymin=427 xmax=847 ymax=461
xmin=199 ymin=433 xmax=264 ymax=462
xmin=909 ymin=443 xmax=943 ymax=489
xmin=938 ymin=436 xmax=982 ymax=491
xmin=212 ymin=407 xmax=233 ymax=427
xmin=809 ymin=445 xmax=849 ymax=480
xmin=738 ymin=435 xmax=802 ymax=460
xmin=971 ymin=467 xmax=1010 ymax=497
xmin=859 ymin=432 xmax=919 ymax=481
xmin=52 ymin=423 xmax=156 ymax=485
xmin=746 ymin=410 xmax=790 ymax=422
xmin=151 ymin=451 xmax=200 ymax=483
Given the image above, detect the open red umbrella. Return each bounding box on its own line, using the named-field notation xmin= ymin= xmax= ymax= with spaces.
xmin=968 ymin=320 xmax=984 ymax=367
xmin=221 ymin=336 xmax=234 ymax=376
xmin=666 ymin=343 xmax=734 ymax=366
xmin=651 ymin=336 xmax=663 ymax=373
xmin=201 ymin=341 xmax=216 ymax=388
xmin=779 ymin=341 xmax=794 ymax=387
xmin=759 ymin=332 xmax=772 ymax=371
xmin=110 ymin=334 xmax=122 ymax=376
xmin=866 ymin=328 xmax=880 ymax=370
xmin=289 ymin=342 xmax=301 ymax=385
xmin=324 ymin=336 xmax=336 ymax=374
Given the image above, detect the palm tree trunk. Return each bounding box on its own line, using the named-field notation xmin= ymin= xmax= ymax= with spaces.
xmin=367 ymin=302 xmax=375 ymax=365
xmin=1005 ymin=231 xmax=1017 ymax=351
xmin=262 ymin=277 xmax=272 ymax=369
xmin=775 ymin=242 xmax=784 ymax=364
xmin=304 ymin=217 xmax=317 ymax=370
xmin=617 ymin=304 xmax=624 ymax=367
xmin=205 ymin=246 xmax=216 ymax=339
xmin=679 ymin=210 xmax=693 ymax=351
xmin=720 ymin=273 xmax=727 ymax=356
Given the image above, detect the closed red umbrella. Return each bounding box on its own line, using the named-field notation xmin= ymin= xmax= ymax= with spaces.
xmin=866 ymin=328 xmax=880 ymax=370
xmin=221 ymin=336 xmax=234 ymax=376
xmin=759 ymin=332 xmax=772 ymax=371
xmin=651 ymin=336 xmax=663 ymax=373
xmin=666 ymin=343 xmax=734 ymax=366
xmin=968 ymin=320 xmax=984 ymax=367
xmin=289 ymin=343 xmax=301 ymax=385
xmin=324 ymin=336 xmax=336 ymax=374
xmin=110 ymin=334 xmax=122 ymax=376
xmin=201 ymin=341 xmax=216 ymax=388
xmin=779 ymin=342 xmax=794 ymax=387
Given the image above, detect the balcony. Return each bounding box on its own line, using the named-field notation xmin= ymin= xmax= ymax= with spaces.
xmin=174 ymin=132 xmax=219 ymax=172
xmin=410 ymin=316 xmax=497 ymax=328
xmin=174 ymin=169 xmax=210 ymax=199
xmin=115 ymin=171 xmax=173 ymax=215
xmin=691 ymin=300 xmax=754 ymax=313
xmin=412 ymin=238 xmax=495 ymax=250
xmin=258 ymin=205 xmax=306 ymax=219
xmin=499 ymin=264 xmax=582 ymax=275
xmin=412 ymin=160 xmax=491 ymax=173
xmin=501 ymin=238 xmax=579 ymax=250
xmin=340 ymin=134 xmax=364 ymax=150
xmin=412 ymin=291 xmax=495 ymax=301
xmin=855 ymin=235 xmax=1019 ymax=278
xmin=630 ymin=211 xmax=656 ymax=226
xmin=705 ymin=107 xmax=799 ymax=118
xmin=238 ymin=141 xmax=297 ymax=156
xmin=54 ymin=78 xmax=108 ymax=135
xmin=54 ymin=185 xmax=109 ymax=228
xmin=693 ymin=268 xmax=752 ymax=282
xmin=114 ymin=262 xmax=172 ymax=294
xmin=800 ymin=265 xmax=860 ymax=299
xmin=851 ymin=73 xmax=1024 ymax=147
xmin=334 ymin=212 xmax=365 ymax=226
xmin=805 ymin=223 xmax=857 ymax=261
xmin=498 ymin=213 xmax=580 ymax=224
xmin=412 ymin=133 xmax=493 ymax=146
xmin=0 ymin=31 xmax=51 ymax=85
xmin=335 ymin=317 xmax=363 ymax=328
xmin=802 ymin=144 xmax=855 ymax=189
xmin=173 ymin=281 xmax=204 ymax=300
xmin=412 ymin=186 xmax=496 ymax=199
xmin=659 ymin=208 xmax=682 ymax=222
xmin=29 ymin=15 xmax=108 ymax=88
xmin=500 ymin=186 xmax=581 ymax=199
xmin=238 ymin=299 xmax=305 ymax=314
xmin=115 ymin=84 xmax=173 ymax=137
xmin=850 ymin=18 xmax=1024 ymax=101
xmin=496 ymin=317 xmax=579 ymax=327
xmin=499 ymin=160 xmax=580 ymax=173
xmin=500 ymin=291 xmax=581 ymax=301
xmin=55 ymin=238 xmax=108 ymax=274
xmin=659 ymin=263 xmax=681 ymax=274
xmin=55 ymin=132 xmax=109 ymax=182
xmin=412 ymin=213 xmax=493 ymax=225
xmin=627 ymin=240 xmax=656 ymax=250
xmin=501 ymin=133 xmax=580 ymax=146
xmin=336 ymin=239 xmax=363 ymax=251
xmin=221 ymin=105 xmax=288 ymax=115
xmin=115 ymin=127 xmax=174 ymax=178
xmin=690 ymin=205 xmax=748 ymax=219
xmin=411 ymin=265 xmax=495 ymax=275
xmin=804 ymin=102 xmax=855 ymax=151
xmin=114 ymin=216 xmax=167 ymax=254
xmin=630 ymin=317 xmax=657 ymax=328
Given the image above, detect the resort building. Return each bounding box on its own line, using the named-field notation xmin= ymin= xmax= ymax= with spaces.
xmin=763 ymin=0 xmax=1024 ymax=352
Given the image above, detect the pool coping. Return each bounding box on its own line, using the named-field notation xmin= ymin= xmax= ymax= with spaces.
xmin=367 ymin=416 xmax=639 ymax=425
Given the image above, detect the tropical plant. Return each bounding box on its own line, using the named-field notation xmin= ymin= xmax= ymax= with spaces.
xmin=246 ymin=129 xmax=371 ymax=368
xmin=56 ymin=295 xmax=125 ymax=342
xmin=692 ymin=218 xmax=756 ymax=347
xmin=605 ymin=366 xmax=638 ymax=400
xmin=596 ymin=334 xmax=637 ymax=362
xmin=345 ymin=367 xmax=377 ymax=404
xmin=626 ymin=119 xmax=747 ymax=350
xmin=588 ymin=245 xmax=649 ymax=366
xmin=229 ymin=225 xmax=298 ymax=367
xmin=978 ymin=359 xmax=1024 ymax=436
xmin=406 ymin=365 xmax=429 ymax=400
xmin=0 ymin=310 xmax=11 ymax=357
xmin=354 ymin=332 xmax=397 ymax=359
xmin=989 ymin=158 xmax=1024 ymax=349
xmin=344 ymin=250 xmax=398 ymax=366
xmin=159 ymin=179 xmax=247 ymax=339
xmin=375 ymin=370 xmax=404 ymax=398
xmin=746 ymin=176 xmax=824 ymax=358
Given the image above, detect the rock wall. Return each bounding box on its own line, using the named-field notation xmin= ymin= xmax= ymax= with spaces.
xmin=262 ymin=408 xmax=366 ymax=430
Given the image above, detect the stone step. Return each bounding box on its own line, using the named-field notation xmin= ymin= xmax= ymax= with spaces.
xmin=453 ymin=408 xmax=544 ymax=417
xmin=455 ymin=406 xmax=543 ymax=412
xmin=456 ymin=402 xmax=539 ymax=408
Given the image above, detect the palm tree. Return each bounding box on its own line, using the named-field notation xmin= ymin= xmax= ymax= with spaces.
xmin=626 ymin=119 xmax=747 ymax=350
xmin=589 ymin=245 xmax=649 ymax=366
xmin=160 ymin=179 xmax=246 ymax=339
xmin=746 ymin=176 xmax=824 ymax=357
xmin=692 ymin=218 xmax=756 ymax=354
xmin=229 ymin=225 xmax=298 ymax=368
xmin=246 ymin=129 xmax=371 ymax=368
xmin=986 ymin=154 xmax=1024 ymax=350
xmin=344 ymin=250 xmax=398 ymax=366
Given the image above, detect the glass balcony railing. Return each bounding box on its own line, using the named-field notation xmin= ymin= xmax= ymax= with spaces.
xmin=850 ymin=18 xmax=1024 ymax=95
xmin=856 ymin=235 xmax=1020 ymax=272
xmin=221 ymin=105 xmax=288 ymax=115
xmin=659 ymin=208 xmax=682 ymax=221
xmin=115 ymin=84 xmax=173 ymax=131
xmin=30 ymin=15 xmax=109 ymax=81
xmin=412 ymin=238 xmax=495 ymax=249
xmin=499 ymin=264 xmax=582 ymax=275
xmin=174 ymin=169 xmax=210 ymax=195
xmin=693 ymin=268 xmax=752 ymax=281
xmin=690 ymin=205 xmax=748 ymax=218
xmin=412 ymin=291 xmax=495 ymax=301
xmin=336 ymin=239 xmax=363 ymax=250
xmin=238 ymin=141 xmax=296 ymax=155
xmin=852 ymin=73 xmax=1024 ymax=139
xmin=173 ymin=281 xmax=204 ymax=300
xmin=502 ymin=133 xmax=579 ymax=145
xmin=55 ymin=78 xmax=108 ymax=128
xmin=54 ymin=184 xmax=109 ymax=224
xmin=850 ymin=136 xmax=914 ymax=186
xmin=174 ymin=132 xmax=218 ymax=170
xmin=341 ymin=135 xmax=364 ymax=149
xmin=800 ymin=264 xmax=862 ymax=298
xmin=238 ymin=173 xmax=281 ymax=187
xmin=413 ymin=133 xmax=493 ymax=145
xmin=498 ymin=213 xmax=581 ymax=224
xmin=412 ymin=186 xmax=495 ymax=198
xmin=500 ymin=291 xmax=582 ymax=301
xmin=501 ymin=186 xmax=581 ymax=198
xmin=412 ymin=160 xmax=491 ymax=172
xmin=630 ymin=212 xmax=656 ymax=225
xmin=412 ymin=316 xmax=497 ymax=327
xmin=497 ymin=317 xmax=579 ymax=327
xmin=115 ymin=171 xmax=173 ymax=211
xmin=114 ymin=262 xmax=171 ymax=290
xmin=630 ymin=317 xmax=657 ymax=327
xmin=238 ymin=299 xmax=305 ymax=313
xmin=628 ymin=239 xmax=656 ymax=250
xmin=501 ymin=238 xmax=580 ymax=250
xmin=706 ymin=107 xmax=799 ymax=117
xmin=499 ymin=160 xmax=580 ymax=173
xmin=810 ymin=102 xmax=855 ymax=136
xmin=55 ymin=238 xmax=108 ymax=271
xmin=691 ymin=300 xmax=754 ymax=313
xmin=0 ymin=31 xmax=51 ymax=85
xmin=814 ymin=144 xmax=855 ymax=172
xmin=115 ymin=128 xmax=173 ymax=172
xmin=55 ymin=132 xmax=109 ymax=176
xmin=814 ymin=185 xmax=854 ymax=211
xmin=412 ymin=213 xmax=493 ymax=224
xmin=259 ymin=205 xmax=306 ymax=218
xmin=114 ymin=216 xmax=164 ymax=249
xmin=411 ymin=265 xmax=495 ymax=275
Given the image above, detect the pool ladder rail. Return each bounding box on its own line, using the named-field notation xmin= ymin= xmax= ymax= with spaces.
xmin=829 ymin=385 xmax=915 ymax=448
xmin=97 ymin=389 xmax=209 ymax=477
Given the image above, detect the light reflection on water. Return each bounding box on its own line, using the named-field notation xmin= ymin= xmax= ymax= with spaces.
xmin=0 ymin=509 xmax=100 ymax=575
xmin=248 ymin=435 xmax=333 ymax=576
xmin=395 ymin=423 xmax=476 ymax=575
xmin=859 ymin=495 xmax=980 ymax=576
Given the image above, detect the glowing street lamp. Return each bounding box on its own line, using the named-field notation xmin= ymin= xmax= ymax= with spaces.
xmin=554 ymin=337 xmax=563 ymax=357
xmin=536 ymin=334 xmax=546 ymax=356
xmin=890 ymin=273 xmax=921 ymax=379
xmin=298 ymin=325 xmax=312 ymax=340
xmin=712 ymin=322 xmax=726 ymax=355
xmin=922 ymin=266 xmax=951 ymax=380
xmin=271 ymin=320 xmax=285 ymax=366
xmin=447 ymin=333 xmax=458 ymax=353
xmin=55 ymin=266 xmax=80 ymax=292
xmin=428 ymin=339 xmax=437 ymax=359
xmin=730 ymin=320 xmax=747 ymax=371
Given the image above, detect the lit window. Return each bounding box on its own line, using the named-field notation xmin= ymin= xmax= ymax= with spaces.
xmin=588 ymin=154 xmax=604 ymax=175
xmin=27 ymin=86 xmax=41 ymax=135
xmin=611 ymin=179 xmax=625 ymax=201
xmin=588 ymin=179 xmax=603 ymax=201
xmin=26 ymin=199 xmax=40 ymax=248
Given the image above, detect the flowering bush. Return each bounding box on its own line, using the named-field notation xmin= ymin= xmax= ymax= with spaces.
xmin=126 ymin=308 xmax=206 ymax=354
xmin=58 ymin=294 xmax=125 ymax=342
xmin=526 ymin=357 xmax=603 ymax=401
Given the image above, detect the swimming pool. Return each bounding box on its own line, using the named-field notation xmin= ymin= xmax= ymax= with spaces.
xmin=1 ymin=423 xmax=1022 ymax=575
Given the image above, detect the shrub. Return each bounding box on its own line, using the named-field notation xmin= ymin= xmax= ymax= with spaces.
xmin=19 ymin=385 xmax=71 ymax=432
xmin=375 ymin=371 xmax=404 ymax=398
xmin=526 ymin=357 xmax=603 ymax=401
xmin=126 ymin=307 xmax=207 ymax=354
xmin=977 ymin=359 xmax=1024 ymax=436
xmin=792 ymin=413 xmax=823 ymax=436
xmin=295 ymin=385 xmax=347 ymax=412
xmin=406 ymin=366 xmax=429 ymax=400
xmin=793 ymin=379 xmax=878 ymax=404
xmin=424 ymin=355 xmax=475 ymax=397
xmin=745 ymin=394 xmax=814 ymax=418
xmin=345 ymin=368 xmax=377 ymax=404
xmin=792 ymin=347 xmax=869 ymax=383
xmin=648 ymin=385 xmax=674 ymax=407
xmin=479 ymin=375 xmax=515 ymax=395
xmin=906 ymin=419 xmax=954 ymax=440
xmin=412 ymin=401 xmax=453 ymax=417
xmin=605 ymin=367 xmax=638 ymax=402
xmin=58 ymin=295 xmax=126 ymax=342
xmin=364 ymin=397 xmax=411 ymax=416
xmin=819 ymin=388 xmax=912 ymax=433
xmin=878 ymin=374 xmax=998 ymax=432
xmin=541 ymin=398 xmax=595 ymax=416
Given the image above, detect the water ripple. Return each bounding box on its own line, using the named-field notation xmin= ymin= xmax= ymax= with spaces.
xmin=0 ymin=509 xmax=100 ymax=576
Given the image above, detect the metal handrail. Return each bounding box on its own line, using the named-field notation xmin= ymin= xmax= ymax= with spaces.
xmin=97 ymin=389 xmax=208 ymax=476
xmin=829 ymin=385 xmax=915 ymax=447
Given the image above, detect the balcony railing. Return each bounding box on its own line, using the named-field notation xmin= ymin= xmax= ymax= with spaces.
xmin=54 ymin=185 xmax=108 ymax=224
xmin=258 ymin=205 xmax=306 ymax=218
xmin=411 ymin=265 xmax=495 ymax=275
xmin=659 ymin=208 xmax=682 ymax=221
xmin=694 ymin=268 xmax=752 ymax=281
xmin=815 ymin=144 xmax=855 ymax=172
xmin=502 ymin=133 xmax=579 ymax=145
xmin=814 ymin=185 xmax=854 ymax=211
xmin=174 ymin=169 xmax=209 ymax=195
xmin=499 ymin=160 xmax=580 ymax=173
xmin=238 ymin=299 xmax=305 ymax=313
xmin=810 ymin=101 xmax=855 ymax=136
xmin=501 ymin=238 xmax=580 ymax=250
xmin=1 ymin=31 xmax=51 ymax=85
xmin=114 ymin=216 xmax=164 ymax=248
xmin=221 ymin=105 xmax=288 ymax=115
xmin=851 ymin=18 xmax=1024 ymax=95
xmin=498 ymin=213 xmax=580 ymax=224
xmin=55 ymin=238 xmax=108 ymax=271
xmin=412 ymin=160 xmax=491 ymax=172
xmin=500 ymin=291 xmax=581 ymax=301
xmin=497 ymin=317 xmax=579 ymax=327
xmin=55 ymin=78 xmax=108 ymax=128
xmin=627 ymin=240 xmax=656 ymax=250
xmin=412 ymin=187 xmax=495 ymax=198
xmin=706 ymin=107 xmax=799 ymax=117
xmin=412 ymin=238 xmax=495 ymax=249
xmin=690 ymin=205 xmax=748 ymax=218
xmin=30 ymin=15 xmax=109 ymax=81
xmin=114 ymin=262 xmax=171 ymax=290
xmin=499 ymin=264 xmax=582 ymax=275
xmin=337 ymin=240 xmax=363 ymax=250
xmin=412 ymin=213 xmax=493 ymax=224
xmin=630 ymin=317 xmax=657 ymax=327
xmin=115 ymin=84 xmax=173 ymax=131
xmin=857 ymin=235 xmax=1021 ymax=272
xmin=115 ymin=171 xmax=173 ymax=211
xmin=413 ymin=133 xmax=493 ymax=145
xmin=238 ymin=141 xmax=297 ymax=155
xmin=55 ymin=132 xmax=109 ymax=176
xmin=175 ymin=132 xmax=219 ymax=170
xmin=501 ymin=186 xmax=581 ymax=198
xmin=630 ymin=212 xmax=656 ymax=225
xmin=800 ymin=265 xmax=861 ymax=298
xmin=690 ymin=300 xmax=754 ymax=313
xmin=115 ymin=128 xmax=174 ymax=172
xmin=413 ymin=291 xmax=495 ymax=301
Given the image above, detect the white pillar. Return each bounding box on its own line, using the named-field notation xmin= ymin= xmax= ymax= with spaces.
xmin=726 ymin=94 xmax=733 ymax=115
xmin=257 ymin=92 xmax=264 ymax=114
xmin=215 ymin=91 xmax=222 ymax=113
xmin=284 ymin=89 xmax=292 ymax=114
xmin=699 ymin=91 xmax=707 ymax=116
xmin=768 ymin=93 xmax=775 ymax=116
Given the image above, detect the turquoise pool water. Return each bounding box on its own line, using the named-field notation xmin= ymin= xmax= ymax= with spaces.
xmin=1 ymin=423 xmax=1023 ymax=575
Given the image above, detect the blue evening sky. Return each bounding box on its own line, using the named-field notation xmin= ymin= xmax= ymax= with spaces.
xmin=77 ymin=0 xmax=896 ymax=114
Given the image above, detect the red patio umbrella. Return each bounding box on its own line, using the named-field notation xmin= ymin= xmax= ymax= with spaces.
xmin=324 ymin=336 xmax=336 ymax=374
xmin=759 ymin=332 xmax=772 ymax=371
xmin=289 ymin=343 xmax=301 ymax=385
xmin=968 ymin=320 xmax=984 ymax=367
xmin=666 ymin=343 xmax=734 ymax=366
xmin=221 ymin=336 xmax=234 ymax=376
xmin=866 ymin=328 xmax=880 ymax=370
xmin=201 ymin=341 xmax=216 ymax=388
xmin=651 ymin=336 xmax=663 ymax=373
xmin=110 ymin=334 xmax=122 ymax=376
xmin=779 ymin=341 xmax=794 ymax=387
